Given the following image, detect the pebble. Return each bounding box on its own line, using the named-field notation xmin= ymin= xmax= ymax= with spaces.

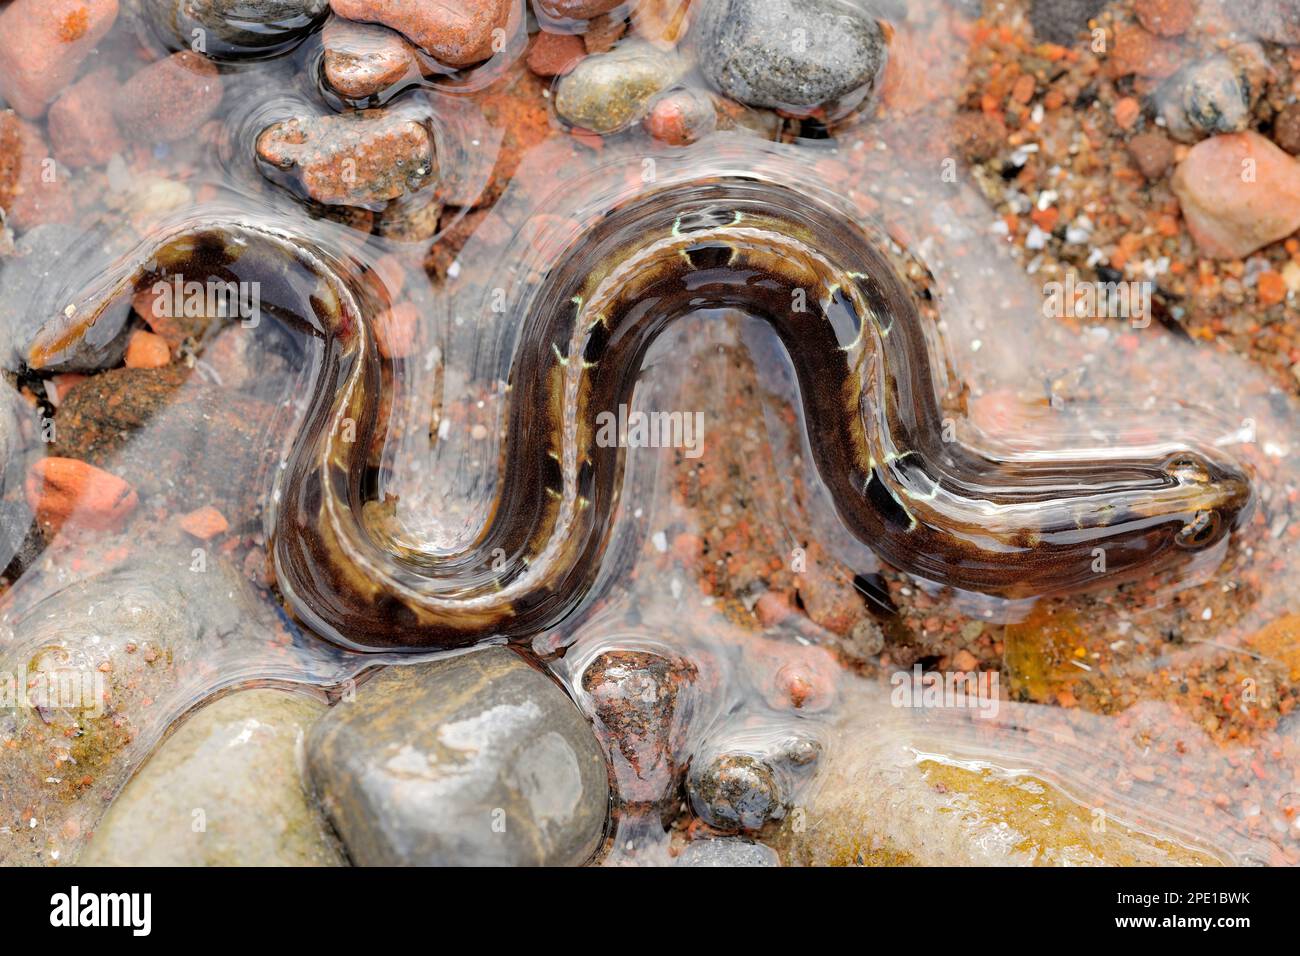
xmin=687 ymin=752 xmax=784 ymax=831
xmin=178 ymin=505 xmax=229 ymax=540
xmin=643 ymin=88 xmax=717 ymax=145
xmin=0 ymin=0 xmax=119 ymax=119
xmin=554 ymin=41 xmax=684 ymax=133
xmin=0 ymin=112 xmax=73 ymax=230
xmin=24 ymin=457 xmax=137 ymax=534
xmin=307 ymin=648 xmax=609 ymax=866
xmin=142 ymin=0 xmax=329 ymax=58
xmin=47 ymin=68 xmax=124 ymax=168
xmin=328 ymin=0 xmax=513 ymax=68
xmin=113 ymin=52 xmax=225 ymax=143
xmin=536 ymin=0 xmax=624 ymax=19
xmin=1027 ymin=0 xmax=1104 ymax=46
xmin=256 ymin=108 xmax=437 ymax=207
xmin=0 ymin=551 xmax=302 ymax=865
xmin=771 ymin=681 xmax=1221 ymax=865
xmin=579 ymin=649 xmax=697 ymax=810
xmin=321 ymin=18 xmax=418 ymax=99
xmin=1128 ymin=130 xmax=1175 ymax=181
xmin=1171 ymin=131 xmax=1300 ymax=260
xmin=693 ymin=0 xmax=886 ymax=119
xmin=675 ymin=838 xmax=780 ymax=867
xmin=1134 ymin=0 xmax=1194 ymax=36
xmin=1160 ymin=58 xmax=1251 ymax=140
xmin=123 ymin=329 xmax=170 ymax=369
xmin=526 ymin=31 xmax=587 ymax=78
xmin=81 ymin=690 xmax=344 ymax=866
xmin=1274 ymin=104 xmax=1300 ymax=157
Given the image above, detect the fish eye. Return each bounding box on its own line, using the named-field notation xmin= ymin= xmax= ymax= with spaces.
xmin=1175 ymin=509 xmax=1221 ymax=549
xmin=1165 ymin=454 xmax=1210 ymax=484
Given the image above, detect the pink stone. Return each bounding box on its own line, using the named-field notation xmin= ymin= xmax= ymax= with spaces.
xmin=328 ymin=0 xmax=514 ymax=68
xmin=113 ymin=52 xmax=224 ymax=143
xmin=322 ymin=18 xmax=418 ymax=99
xmin=48 ymin=67 xmax=124 ymax=167
xmin=0 ymin=0 xmax=119 ymax=119
xmin=0 ymin=111 xmax=74 ymax=229
xmin=1171 ymin=131 xmax=1300 ymax=260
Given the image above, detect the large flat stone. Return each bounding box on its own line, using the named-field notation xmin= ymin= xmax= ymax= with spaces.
xmin=308 ymin=648 xmax=609 ymax=865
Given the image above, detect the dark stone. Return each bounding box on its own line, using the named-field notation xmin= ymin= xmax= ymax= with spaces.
xmin=580 ymin=650 xmax=697 ymax=810
xmin=307 ymin=648 xmax=609 ymax=866
xmin=688 ymin=752 xmax=784 ymax=831
xmin=1162 ymin=58 xmax=1250 ymax=139
xmin=141 ymin=0 xmax=330 ymax=59
xmin=693 ymin=0 xmax=887 ymax=119
xmin=1027 ymin=0 xmax=1105 ymax=46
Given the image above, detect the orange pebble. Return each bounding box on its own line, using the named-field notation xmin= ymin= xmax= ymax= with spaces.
xmin=1113 ymin=96 xmax=1140 ymax=130
xmin=1258 ymin=270 xmax=1286 ymax=306
xmin=1011 ymin=73 xmax=1035 ymax=104
xmin=373 ymin=301 xmax=419 ymax=359
xmin=124 ymin=329 xmax=170 ymax=368
xmin=178 ymin=505 xmax=229 ymax=540
xmin=25 ymin=457 xmax=137 ymax=533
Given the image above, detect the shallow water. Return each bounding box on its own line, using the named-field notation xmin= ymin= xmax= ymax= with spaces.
xmin=2 ymin=0 xmax=1299 ymax=865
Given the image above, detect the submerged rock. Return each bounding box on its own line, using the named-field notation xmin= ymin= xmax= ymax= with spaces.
xmin=1159 ymin=58 xmax=1251 ymax=141
xmin=142 ymin=0 xmax=329 ymax=58
xmin=256 ymin=108 xmax=437 ymax=207
xmin=1171 ymin=131 xmax=1300 ymax=260
xmin=321 ymin=19 xmax=418 ymax=99
xmin=307 ymin=648 xmax=609 ymax=866
xmin=692 ymin=0 xmax=886 ymax=119
xmin=81 ymin=689 xmax=343 ymax=866
xmin=328 ymin=0 xmax=513 ymax=68
xmin=112 ymin=52 xmax=225 ymax=143
xmin=0 ymin=0 xmax=120 ymax=119
xmin=0 ymin=112 xmax=73 ymax=229
xmin=48 ymin=68 xmax=125 ymax=168
xmin=554 ymin=41 xmax=684 ymax=133
xmin=526 ymin=31 xmax=587 ymax=78
xmin=676 ymin=837 xmax=780 ymax=867
xmin=768 ymin=680 xmax=1231 ymax=866
xmin=580 ymin=649 xmax=697 ymax=812
xmin=687 ymin=752 xmax=784 ymax=831
xmin=0 ymin=551 xmax=301 ymax=866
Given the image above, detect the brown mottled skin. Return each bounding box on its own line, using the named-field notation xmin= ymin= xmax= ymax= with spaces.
xmin=27 ymin=179 xmax=1253 ymax=652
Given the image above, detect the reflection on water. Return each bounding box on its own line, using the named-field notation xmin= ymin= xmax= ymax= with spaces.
xmin=1 ymin=0 xmax=1298 ymax=866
